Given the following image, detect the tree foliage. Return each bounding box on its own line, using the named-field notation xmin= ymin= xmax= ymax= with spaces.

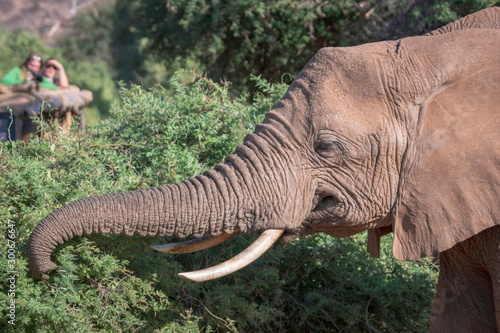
xmin=130 ymin=0 xmax=498 ymax=93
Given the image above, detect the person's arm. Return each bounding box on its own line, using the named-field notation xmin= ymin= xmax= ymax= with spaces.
xmin=57 ymin=67 xmax=69 ymax=88
xmin=47 ymin=59 xmax=69 ymax=88
xmin=1 ymin=67 xmax=24 ymax=85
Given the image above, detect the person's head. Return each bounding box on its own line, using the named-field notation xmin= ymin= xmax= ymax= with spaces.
xmin=43 ymin=59 xmax=57 ymax=79
xmin=21 ymin=53 xmax=42 ymax=73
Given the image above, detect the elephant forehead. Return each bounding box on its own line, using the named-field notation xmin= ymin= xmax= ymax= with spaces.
xmin=273 ymin=45 xmax=395 ymax=140
xmin=315 ymin=81 xmax=389 ymax=131
xmin=279 ymin=77 xmax=390 ymax=139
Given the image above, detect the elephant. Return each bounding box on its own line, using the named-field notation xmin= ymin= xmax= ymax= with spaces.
xmin=27 ymin=7 xmax=500 ymax=332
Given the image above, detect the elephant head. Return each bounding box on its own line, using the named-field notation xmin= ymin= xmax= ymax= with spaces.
xmin=28 ymin=8 xmax=500 ymax=284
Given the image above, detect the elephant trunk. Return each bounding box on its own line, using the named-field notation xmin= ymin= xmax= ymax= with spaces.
xmin=27 ymin=166 xmax=244 ymax=280
xmin=28 ymin=112 xmax=300 ymax=280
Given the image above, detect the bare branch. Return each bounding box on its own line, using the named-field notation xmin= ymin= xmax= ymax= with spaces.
xmin=45 ymin=0 xmax=103 ymax=39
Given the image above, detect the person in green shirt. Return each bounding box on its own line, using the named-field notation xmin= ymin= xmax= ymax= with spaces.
xmin=1 ymin=52 xmax=56 ymax=90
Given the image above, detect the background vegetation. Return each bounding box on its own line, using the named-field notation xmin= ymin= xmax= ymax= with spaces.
xmin=2 ymin=0 xmax=497 ymax=117
xmin=97 ymin=0 xmax=500 ymax=94
xmin=1 ymin=1 xmax=498 ymax=332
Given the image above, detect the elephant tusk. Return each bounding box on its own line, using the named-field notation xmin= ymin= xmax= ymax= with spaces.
xmin=151 ymin=230 xmax=239 ymax=254
xmin=178 ymin=229 xmax=284 ymax=282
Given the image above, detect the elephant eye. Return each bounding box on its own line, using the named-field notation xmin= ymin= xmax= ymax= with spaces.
xmin=314 ymin=140 xmax=345 ymax=159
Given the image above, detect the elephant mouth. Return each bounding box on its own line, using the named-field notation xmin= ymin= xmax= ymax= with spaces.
xmin=301 ymin=185 xmax=348 ymax=234
xmin=310 ymin=187 xmax=345 ymax=215
xmin=312 ymin=195 xmax=341 ymax=212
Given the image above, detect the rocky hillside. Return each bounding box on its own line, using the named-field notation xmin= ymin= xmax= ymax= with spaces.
xmin=0 ymin=0 xmax=105 ymax=43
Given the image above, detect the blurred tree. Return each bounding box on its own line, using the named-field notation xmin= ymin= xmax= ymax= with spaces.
xmin=131 ymin=0 xmax=497 ymax=93
xmin=56 ymin=0 xmax=170 ymax=88
xmin=108 ymin=0 xmax=147 ymax=84
xmin=133 ymin=0 xmax=371 ymax=93
xmin=55 ymin=1 xmax=115 ymax=70
xmin=0 ymin=30 xmax=63 ymax=76
xmin=44 ymin=0 xmax=103 ymax=40
xmin=64 ymin=60 xmax=117 ymax=119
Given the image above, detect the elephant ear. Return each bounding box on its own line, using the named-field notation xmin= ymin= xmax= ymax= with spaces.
xmin=369 ymin=8 xmax=500 ymax=259
xmin=392 ymin=31 xmax=500 ymax=260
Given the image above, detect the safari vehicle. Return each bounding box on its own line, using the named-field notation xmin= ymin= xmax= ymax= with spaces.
xmin=0 ymin=83 xmax=92 ymax=142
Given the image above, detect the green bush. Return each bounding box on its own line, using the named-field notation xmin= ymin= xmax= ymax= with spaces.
xmin=93 ymin=73 xmax=280 ymax=184
xmin=0 ymin=75 xmax=437 ymax=332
